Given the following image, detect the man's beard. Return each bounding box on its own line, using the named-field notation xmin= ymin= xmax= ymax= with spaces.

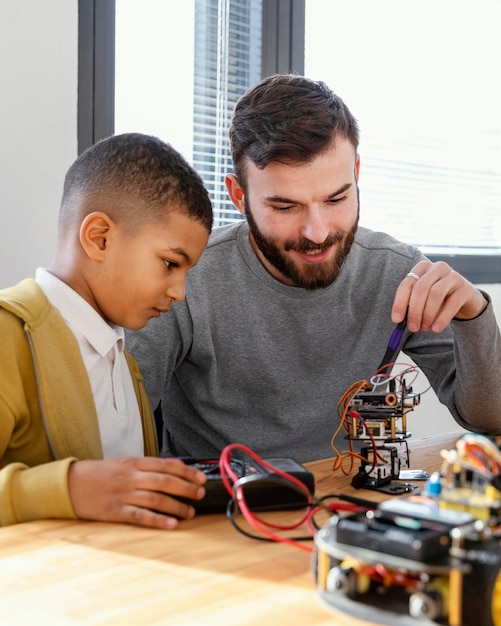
xmin=245 ymin=197 xmax=359 ymax=290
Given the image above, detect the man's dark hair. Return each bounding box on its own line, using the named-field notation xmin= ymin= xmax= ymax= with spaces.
xmin=229 ymin=74 xmax=359 ymax=191
xmin=60 ymin=132 xmax=213 ymax=233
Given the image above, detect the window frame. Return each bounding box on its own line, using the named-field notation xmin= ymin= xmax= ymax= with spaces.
xmin=78 ymin=0 xmax=115 ymax=154
xmin=78 ymin=0 xmax=500 ymax=283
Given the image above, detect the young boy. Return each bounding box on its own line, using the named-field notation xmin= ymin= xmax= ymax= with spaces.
xmin=0 ymin=132 xmax=212 ymax=529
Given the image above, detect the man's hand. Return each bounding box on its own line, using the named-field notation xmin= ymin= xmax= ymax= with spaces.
xmin=392 ymin=260 xmax=488 ymax=333
xmin=68 ymin=457 xmax=207 ymax=529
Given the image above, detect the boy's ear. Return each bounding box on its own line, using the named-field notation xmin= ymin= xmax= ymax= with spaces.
xmin=225 ymin=174 xmax=246 ymax=216
xmin=79 ymin=212 xmax=115 ymax=261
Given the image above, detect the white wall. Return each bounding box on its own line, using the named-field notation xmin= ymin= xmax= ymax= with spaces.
xmin=0 ymin=0 xmax=499 ymax=440
xmin=0 ymin=0 xmax=78 ymax=288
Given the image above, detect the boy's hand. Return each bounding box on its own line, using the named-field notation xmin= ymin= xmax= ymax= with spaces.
xmin=391 ymin=260 xmax=488 ymax=334
xmin=68 ymin=457 xmax=207 ymax=529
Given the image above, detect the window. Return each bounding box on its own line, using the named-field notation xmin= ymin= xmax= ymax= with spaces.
xmin=304 ymin=0 xmax=501 ymax=281
xmin=79 ymin=0 xmax=500 ymax=282
xmin=114 ymin=0 xmax=262 ymax=226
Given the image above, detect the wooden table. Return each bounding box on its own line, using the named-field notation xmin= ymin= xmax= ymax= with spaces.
xmin=0 ymin=431 xmax=463 ymax=626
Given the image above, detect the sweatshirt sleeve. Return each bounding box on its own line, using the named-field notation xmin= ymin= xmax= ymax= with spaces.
xmin=403 ymin=291 xmax=501 ymax=434
xmin=0 ymin=458 xmax=78 ymax=526
xmin=449 ymin=292 xmax=501 ymax=433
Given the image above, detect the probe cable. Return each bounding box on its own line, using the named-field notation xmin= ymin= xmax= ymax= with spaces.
xmin=219 ymin=443 xmax=365 ymax=552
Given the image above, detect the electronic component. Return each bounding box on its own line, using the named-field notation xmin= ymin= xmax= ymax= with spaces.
xmin=314 ymin=433 xmax=501 ymax=625
xmin=314 ymin=498 xmax=501 ymax=626
xmin=350 ymin=444 xmax=420 ymax=494
xmin=177 ymin=456 xmax=315 ymax=513
xmin=346 ymin=382 xmax=420 ymax=441
xmin=344 ymin=380 xmax=421 ymax=492
xmin=331 ymin=316 xmax=424 ymax=493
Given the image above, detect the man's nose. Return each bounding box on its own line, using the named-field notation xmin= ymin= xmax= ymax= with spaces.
xmin=300 ymin=206 xmax=330 ymax=244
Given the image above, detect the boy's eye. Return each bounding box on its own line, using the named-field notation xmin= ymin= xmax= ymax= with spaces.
xmin=164 ymin=260 xmax=177 ymax=270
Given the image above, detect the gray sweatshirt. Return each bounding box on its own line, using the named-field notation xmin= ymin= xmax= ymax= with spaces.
xmin=126 ymin=222 xmax=501 ymax=463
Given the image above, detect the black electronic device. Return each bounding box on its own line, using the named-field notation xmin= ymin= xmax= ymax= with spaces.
xmin=313 ymin=497 xmax=501 ymax=625
xmin=178 ymin=456 xmax=315 ymax=514
xmin=333 ymin=503 xmax=459 ymax=561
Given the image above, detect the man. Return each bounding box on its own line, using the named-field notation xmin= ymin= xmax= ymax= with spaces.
xmin=126 ymin=74 xmax=501 ymax=464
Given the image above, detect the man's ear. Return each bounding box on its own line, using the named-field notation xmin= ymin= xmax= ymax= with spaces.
xmin=225 ymin=174 xmax=246 ymax=216
xmin=79 ymin=212 xmax=115 ymax=261
xmin=354 ymin=153 xmax=361 ymax=182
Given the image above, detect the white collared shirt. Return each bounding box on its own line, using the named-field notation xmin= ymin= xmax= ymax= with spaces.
xmin=35 ymin=268 xmax=144 ymax=458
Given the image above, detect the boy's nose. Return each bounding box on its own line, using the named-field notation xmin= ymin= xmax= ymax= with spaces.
xmin=166 ymin=274 xmax=186 ymax=302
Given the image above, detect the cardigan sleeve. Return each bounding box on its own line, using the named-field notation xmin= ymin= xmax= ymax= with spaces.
xmin=0 ymin=458 xmax=78 ymax=526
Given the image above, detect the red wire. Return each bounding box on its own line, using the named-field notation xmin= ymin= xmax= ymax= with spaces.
xmin=218 ymin=443 xmax=361 ymax=552
xmin=219 ymin=443 xmax=313 ymax=498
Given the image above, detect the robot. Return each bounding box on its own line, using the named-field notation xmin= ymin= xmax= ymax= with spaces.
xmin=314 ymin=433 xmax=501 ymax=626
xmin=332 ymin=366 xmax=423 ymax=494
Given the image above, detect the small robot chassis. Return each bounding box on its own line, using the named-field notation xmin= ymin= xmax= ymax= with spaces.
xmin=314 ymin=497 xmax=501 ymax=626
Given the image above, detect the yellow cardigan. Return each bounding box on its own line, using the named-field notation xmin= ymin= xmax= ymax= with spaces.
xmin=0 ymin=279 xmax=158 ymax=526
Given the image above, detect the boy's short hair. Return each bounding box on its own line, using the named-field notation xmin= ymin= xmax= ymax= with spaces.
xmin=229 ymin=74 xmax=360 ymax=191
xmin=60 ymin=133 xmax=213 ymax=233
